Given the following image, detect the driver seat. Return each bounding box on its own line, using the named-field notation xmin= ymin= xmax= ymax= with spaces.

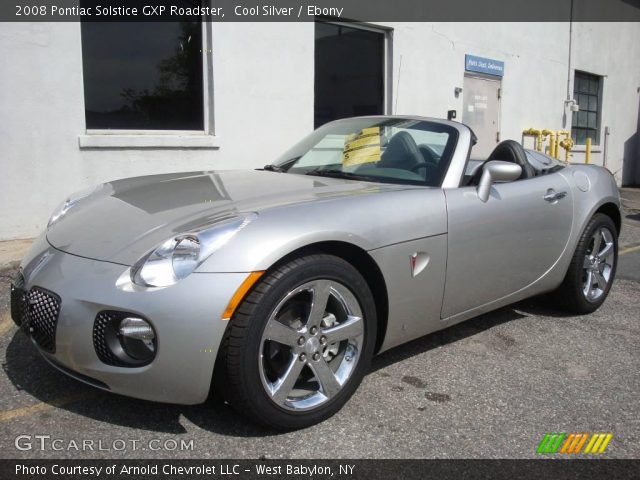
xmin=486 ymin=140 xmax=535 ymax=180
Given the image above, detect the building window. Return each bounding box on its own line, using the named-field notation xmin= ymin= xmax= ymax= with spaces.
xmin=572 ymin=71 xmax=602 ymax=145
xmin=314 ymin=22 xmax=388 ymax=128
xmin=80 ymin=21 xmax=204 ymax=131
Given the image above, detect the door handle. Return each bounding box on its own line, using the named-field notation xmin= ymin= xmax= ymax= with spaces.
xmin=543 ymin=190 xmax=567 ymax=203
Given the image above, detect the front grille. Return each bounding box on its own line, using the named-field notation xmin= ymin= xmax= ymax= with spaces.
xmin=93 ymin=311 xmax=130 ymax=367
xmin=10 ymin=271 xmax=28 ymax=327
xmin=27 ymin=287 xmax=61 ymax=353
xmin=10 ymin=272 xmax=61 ymax=353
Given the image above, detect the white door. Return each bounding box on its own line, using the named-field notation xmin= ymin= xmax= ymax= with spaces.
xmin=462 ymin=75 xmax=501 ymax=158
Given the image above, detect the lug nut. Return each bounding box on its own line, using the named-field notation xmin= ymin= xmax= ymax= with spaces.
xmin=297 ymin=336 xmax=305 ymax=346
xmin=299 ymin=353 xmax=306 ymax=362
xmin=312 ymin=352 xmax=321 ymax=361
xmin=320 ymin=336 xmax=327 ymax=345
xmin=310 ymin=326 xmax=318 ymax=335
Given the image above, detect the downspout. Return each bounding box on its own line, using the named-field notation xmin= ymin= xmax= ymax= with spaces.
xmin=563 ymin=0 xmax=574 ymax=129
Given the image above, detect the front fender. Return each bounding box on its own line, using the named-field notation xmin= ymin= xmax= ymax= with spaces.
xmin=196 ymin=188 xmax=448 ymax=273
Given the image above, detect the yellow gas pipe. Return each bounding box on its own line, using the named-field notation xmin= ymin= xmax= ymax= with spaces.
xmin=541 ymin=129 xmax=556 ymax=158
xmin=522 ymin=128 xmax=543 ymax=152
xmin=556 ymin=130 xmax=573 ymax=163
xmin=523 ymin=128 xmax=574 ymax=162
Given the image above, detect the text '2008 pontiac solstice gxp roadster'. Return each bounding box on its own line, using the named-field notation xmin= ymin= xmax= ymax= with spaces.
xmin=11 ymin=116 xmax=620 ymax=429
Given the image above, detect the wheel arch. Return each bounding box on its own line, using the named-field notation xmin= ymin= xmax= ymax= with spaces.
xmin=268 ymin=241 xmax=389 ymax=354
xmin=594 ymin=202 xmax=621 ymax=235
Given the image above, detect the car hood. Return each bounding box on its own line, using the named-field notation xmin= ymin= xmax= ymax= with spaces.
xmin=46 ymin=170 xmax=404 ymax=265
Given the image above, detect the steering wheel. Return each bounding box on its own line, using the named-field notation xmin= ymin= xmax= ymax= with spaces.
xmin=409 ymin=161 xmax=431 ymax=172
xmin=409 ymin=161 xmax=439 ymax=184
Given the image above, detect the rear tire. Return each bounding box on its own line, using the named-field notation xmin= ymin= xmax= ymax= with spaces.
xmin=217 ymin=254 xmax=377 ymax=430
xmin=553 ymin=213 xmax=618 ymax=314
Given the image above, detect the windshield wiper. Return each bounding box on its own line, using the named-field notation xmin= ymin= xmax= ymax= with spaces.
xmin=260 ymin=164 xmax=285 ymax=172
xmin=304 ymin=169 xmax=377 ymax=182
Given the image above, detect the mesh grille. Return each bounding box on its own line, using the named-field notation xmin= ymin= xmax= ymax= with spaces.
xmin=10 ymin=272 xmax=28 ymax=327
xmin=93 ymin=311 xmax=129 ymax=367
xmin=27 ymin=288 xmax=61 ymax=353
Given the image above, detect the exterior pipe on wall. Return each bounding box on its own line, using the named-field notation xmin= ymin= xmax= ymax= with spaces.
xmin=556 ymin=130 xmax=573 ymax=163
xmin=541 ymin=129 xmax=556 ymax=157
xmin=522 ymin=128 xmax=542 ymax=151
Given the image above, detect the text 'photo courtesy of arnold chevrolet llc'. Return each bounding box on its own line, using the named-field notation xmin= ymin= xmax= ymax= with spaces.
xmin=0 ymin=0 xmax=639 ymax=478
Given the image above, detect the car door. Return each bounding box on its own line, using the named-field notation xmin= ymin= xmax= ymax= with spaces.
xmin=441 ymin=171 xmax=573 ymax=318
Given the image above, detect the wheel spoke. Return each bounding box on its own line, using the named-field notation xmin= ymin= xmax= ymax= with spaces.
xmin=598 ymin=242 xmax=613 ymax=260
xmin=583 ymin=270 xmax=593 ymax=297
xmin=592 ymin=230 xmax=603 ymax=255
xmin=583 ymin=256 xmax=592 ymax=269
xmin=263 ymin=319 xmax=300 ymax=347
xmin=269 ymin=355 xmax=305 ymax=405
xmin=593 ymin=271 xmax=607 ymax=290
xmin=309 ymin=358 xmax=341 ymax=399
xmin=306 ymin=280 xmax=332 ymax=329
xmin=323 ymin=315 xmax=364 ymax=344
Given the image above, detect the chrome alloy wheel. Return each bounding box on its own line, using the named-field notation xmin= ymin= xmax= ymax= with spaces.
xmin=582 ymin=226 xmax=615 ymax=301
xmin=258 ymin=279 xmax=364 ymax=411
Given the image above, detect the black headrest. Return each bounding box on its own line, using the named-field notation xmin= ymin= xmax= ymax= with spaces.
xmin=379 ymin=131 xmax=420 ymax=170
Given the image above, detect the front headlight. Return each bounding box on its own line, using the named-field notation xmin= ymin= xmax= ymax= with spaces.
xmin=47 ymin=184 xmax=102 ymax=229
xmin=131 ymin=213 xmax=257 ymax=288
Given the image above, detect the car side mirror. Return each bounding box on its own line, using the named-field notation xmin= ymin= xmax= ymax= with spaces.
xmin=477 ymin=160 xmax=522 ymax=202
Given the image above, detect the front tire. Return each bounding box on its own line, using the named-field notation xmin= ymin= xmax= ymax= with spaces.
xmin=218 ymin=254 xmax=377 ymax=430
xmin=554 ymin=213 xmax=618 ymax=314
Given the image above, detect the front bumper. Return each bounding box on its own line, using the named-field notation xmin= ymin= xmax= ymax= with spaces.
xmin=11 ymin=233 xmax=248 ymax=404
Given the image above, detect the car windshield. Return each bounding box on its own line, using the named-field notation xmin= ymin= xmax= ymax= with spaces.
xmin=272 ymin=117 xmax=459 ymax=186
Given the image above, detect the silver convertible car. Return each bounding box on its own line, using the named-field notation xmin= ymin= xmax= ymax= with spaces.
xmin=11 ymin=116 xmax=620 ymax=429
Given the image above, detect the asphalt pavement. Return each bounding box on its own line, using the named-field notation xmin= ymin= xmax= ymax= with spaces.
xmin=0 ymin=213 xmax=638 ymax=459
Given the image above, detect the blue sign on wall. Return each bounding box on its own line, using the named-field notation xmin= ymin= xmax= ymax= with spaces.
xmin=465 ymin=54 xmax=504 ymax=77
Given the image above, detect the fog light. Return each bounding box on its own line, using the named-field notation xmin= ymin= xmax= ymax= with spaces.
xmin=119 ymin=317 xmax=155 ymax=342
xmin=118 ymin=317 xmax=156 ymax=361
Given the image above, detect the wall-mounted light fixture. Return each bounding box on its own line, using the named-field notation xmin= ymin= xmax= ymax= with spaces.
xmin=564 ymin=99 xmax=580 ymax=112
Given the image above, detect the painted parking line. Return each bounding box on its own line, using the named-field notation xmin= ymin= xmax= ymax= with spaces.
xmin=0 ymin=391 xmax=98 ymax=422
xmin=620 ymin=244 xmax=640 ymax=256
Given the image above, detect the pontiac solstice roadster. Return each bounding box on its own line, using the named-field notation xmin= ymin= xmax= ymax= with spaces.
xmin=11 ymin=116 xmax=620 ymax=429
